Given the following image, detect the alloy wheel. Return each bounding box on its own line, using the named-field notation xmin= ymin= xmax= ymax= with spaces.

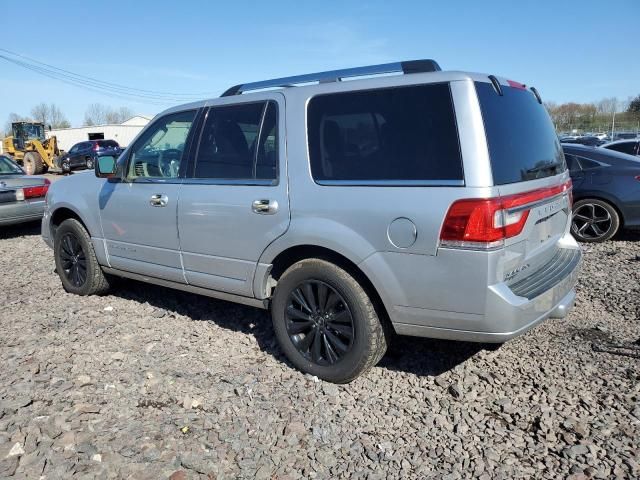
xmin=572 ymin=203 xmax=613 ymax=240
xmin=285 ymin=280 xmax=355 ymax=366
xmin=59 ymin=233 xmax=87 ymax=287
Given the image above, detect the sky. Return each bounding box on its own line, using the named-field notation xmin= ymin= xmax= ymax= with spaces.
xmin=1 ymin=0 xmax=638 ymax=127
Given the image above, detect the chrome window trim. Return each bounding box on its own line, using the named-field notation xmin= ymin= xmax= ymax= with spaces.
xmin=315 ymin=179 xmax=464 ymax=187
xmin=181 ymin=178 xmax=277 ymax=187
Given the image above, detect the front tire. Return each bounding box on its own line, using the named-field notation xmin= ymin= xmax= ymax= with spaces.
xmin=54 ymin=218 xmax=110 ymax=295
xmin=271 ymin=259 xmax=388 ymax=383
xmin=23 ymin=151 xmax=44 ymax=175
xmin=571 ymin=199 xmax=620 ymax=243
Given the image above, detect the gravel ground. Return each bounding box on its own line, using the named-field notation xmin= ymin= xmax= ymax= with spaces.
xmin=0 ymin=223 xmax=638 ymax=480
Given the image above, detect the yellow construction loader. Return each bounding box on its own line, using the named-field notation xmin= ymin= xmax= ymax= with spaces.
xmin=2 ymin=122 xmax=62 ymax=175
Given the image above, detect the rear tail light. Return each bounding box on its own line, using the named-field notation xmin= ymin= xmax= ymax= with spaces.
xmin=16 ymin=178 xmax=50 ymax=201
xmin=94 ymin=143 xmax=100 ymax=151
xmin=635 ymin=175 xmax=640 ymax=182
xmin=440 ymin=179 xmax=572 ymax=250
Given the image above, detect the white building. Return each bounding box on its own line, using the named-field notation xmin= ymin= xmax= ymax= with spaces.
xmin=45 ymin=115 xmax=152 ymax=151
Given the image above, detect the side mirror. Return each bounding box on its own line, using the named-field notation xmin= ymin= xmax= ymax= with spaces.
xmin=95 ymin=155 xmax=117 ymax=178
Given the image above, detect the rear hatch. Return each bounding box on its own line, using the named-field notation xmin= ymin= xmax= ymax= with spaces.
xmin=475 ymin=80 xmax=574 ymax=292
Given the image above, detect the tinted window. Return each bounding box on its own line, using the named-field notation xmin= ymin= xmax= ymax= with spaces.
xmin=307 ymin=83 xmax=463 ymax=182
xmin=476 ymin=82 xmax=565 ymax=185
xmin=98 ymin=140 xmax=119 ymax=149
xmin=564 ymin=154 xmax=581 ymax=173
xmin=194 ymin=101 xmax=277 ymax=181
xmin=577 ymin=157 xmax=601 ymax=170
xmin=127 ymin=110 xmax=196 ymax=179
xmin=606 ymin=142 xmax=636 ymax=155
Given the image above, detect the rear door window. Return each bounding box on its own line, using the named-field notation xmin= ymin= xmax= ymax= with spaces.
xmin=193 ymin=101 xmax=278 ymax=181
xmin=307 ymin=83 xmax=463 ymax=183
xmin=475 ymin=81 xmax=565 ymax=185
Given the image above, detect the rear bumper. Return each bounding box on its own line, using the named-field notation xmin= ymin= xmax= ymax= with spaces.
xmin=0 ymin=200 xmax=45 ymax=226
xmin=386 ymin=245 xmax=582 ymax=343
xmin=393 ymin=287 xmax=576 ymax=342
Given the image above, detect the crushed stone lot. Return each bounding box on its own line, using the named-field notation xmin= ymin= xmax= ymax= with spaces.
xmin=0 ymin=223 xmax=638 ymax=480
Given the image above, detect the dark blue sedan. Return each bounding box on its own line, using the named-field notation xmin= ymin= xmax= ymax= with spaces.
xmin=563 ymin=144 xmax=640 ymax=242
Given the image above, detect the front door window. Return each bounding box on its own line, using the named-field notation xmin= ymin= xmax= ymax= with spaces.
xmin=127 ymin=110 xmax=196 ymax=179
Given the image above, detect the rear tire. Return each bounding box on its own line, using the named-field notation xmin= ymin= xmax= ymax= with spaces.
xmin=23 ymin=151 xmax=44 ymax=175
xmin=571 ymin=199 xmax=620 ymax=243
xmin=54 ymin=218 xmax=110 ymax=295
xmin=85 ymin=157 xmax=94 ymax=169
xmin=271 ymin=259 xmax=388 ymax=383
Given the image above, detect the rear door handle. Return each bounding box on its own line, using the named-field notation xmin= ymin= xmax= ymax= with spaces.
xmin=150 ymin=194 xmax=168 ymax=207
xmin=252 ymin=199 xmax=278 ymax=215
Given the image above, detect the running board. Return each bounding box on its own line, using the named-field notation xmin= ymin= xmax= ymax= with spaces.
xmin=102 ymin=266 xmax=268 ymax=310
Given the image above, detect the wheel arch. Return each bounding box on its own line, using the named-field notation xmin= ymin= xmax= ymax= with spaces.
xmin=265 ymin=244 xmax=395 ymax=334
xmin=50 ymin=206 xmax=92 ymax=239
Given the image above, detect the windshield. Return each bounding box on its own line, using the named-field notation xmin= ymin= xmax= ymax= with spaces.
xmin=0 ymin=156 xmax=24 ymax=175
xmin=14 ymin=123 xmax=45 ymax=142
xmin=476 ymin=81 xmax=566 ymax=185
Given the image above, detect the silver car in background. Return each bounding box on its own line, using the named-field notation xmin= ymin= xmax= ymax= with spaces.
xmin=42 ymin=60 xmax=581 ymax=383
xmin=0 ymin=155 xmax=50 ymax=226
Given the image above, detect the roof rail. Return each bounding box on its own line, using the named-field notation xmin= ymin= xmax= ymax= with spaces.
xmin=221 ymin=59 xmax=441 ymax=97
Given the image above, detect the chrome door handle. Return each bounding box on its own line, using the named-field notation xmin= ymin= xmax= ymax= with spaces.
xmin=252 ymin=199 xmax=278 ymax=215
xmin=150 ymin=194 xmax=168 ymax=207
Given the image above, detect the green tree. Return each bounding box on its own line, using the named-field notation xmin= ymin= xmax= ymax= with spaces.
xmin=628 ymin=95 xmax=640 ymax=114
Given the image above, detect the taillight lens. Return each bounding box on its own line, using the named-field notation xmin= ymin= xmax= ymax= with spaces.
xmin=94 ymin=143 xmax=99 ymax=151
xmin=440 ymin=179 xmax=572 ymax=249
xmin=17 ymin=178 xmax=50 ymax=200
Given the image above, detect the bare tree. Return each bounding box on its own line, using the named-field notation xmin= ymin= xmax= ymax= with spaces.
xmin=84 ymin=104 xmax=134 ymax=126
xmin=117 ymin=106 xmax=134 ymax=123
xmin=84 ymin=103 xmax=110 ymax=126
xmin=30 ymin=103 xmax=70 ymax=129
xmin=596 ymin=97 xmax=619 ymax=114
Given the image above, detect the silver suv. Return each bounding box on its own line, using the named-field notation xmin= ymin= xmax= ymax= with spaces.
xmin=42 ymin=60 xmax=581 ymax=383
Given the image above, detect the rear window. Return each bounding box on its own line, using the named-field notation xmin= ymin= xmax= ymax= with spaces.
xmin=98 ymin=140 xmax=119 ymax=148
xmin=476 ymin=81 xmax=565 ymax=185
xmin=307 ymin=83 xmax=463 ymax=183
xmin=605 ymin=142 xmax=636 ymax=155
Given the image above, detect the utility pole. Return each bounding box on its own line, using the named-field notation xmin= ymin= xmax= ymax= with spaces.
xmin=611 ymin=111 xmax=616 ymax=139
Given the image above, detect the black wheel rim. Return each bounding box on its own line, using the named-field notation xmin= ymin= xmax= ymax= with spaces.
xmin=285 ymin=280 xmax=355 ymax=366
xmin=572 ymin=203 xmax=612 ymax=240
xmin=59 ymin=233 xmax=87 ymax=287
